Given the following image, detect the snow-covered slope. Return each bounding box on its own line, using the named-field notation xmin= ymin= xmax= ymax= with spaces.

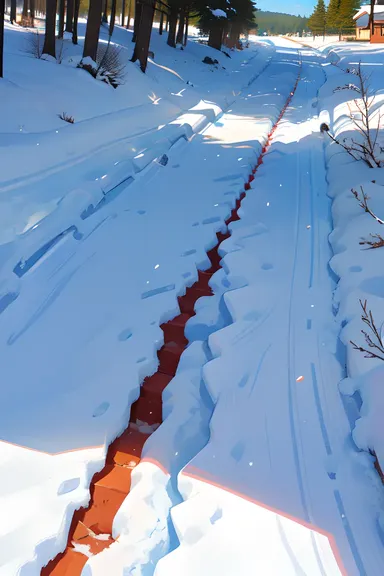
xmin=0 ymin=22 xmax=263 ymax=245
xmin=0 ymin=31 xmax=278 ymax=576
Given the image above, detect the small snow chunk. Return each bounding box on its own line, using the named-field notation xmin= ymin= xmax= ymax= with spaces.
xmin=211 ymin=8 xmax=227 ymax=17
xmin=57 ymin=478 xmax=80 ymax=495
xmin=93 ymin=533 xmax=111 ymax=541
xmin=154 ymin=264 xmax=160 ymax=269
xmin=72 ymin=542 xmax=93 ymax=558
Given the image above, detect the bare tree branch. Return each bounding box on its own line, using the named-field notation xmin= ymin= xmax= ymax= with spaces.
xmin=350 ymin=300 xmax=384 ymax=361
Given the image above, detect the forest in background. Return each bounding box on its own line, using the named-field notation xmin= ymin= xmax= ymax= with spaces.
xmin=254 ymin=10 xmax=309 ymax=35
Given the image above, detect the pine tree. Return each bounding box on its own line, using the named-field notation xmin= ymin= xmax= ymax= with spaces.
xmin=308 ymin=0 xmax=326 ymax=37
xmin=326 ymin=0 xmax=340 ymax=33
xmin=338 ymin=0 xmax=360 ymax=34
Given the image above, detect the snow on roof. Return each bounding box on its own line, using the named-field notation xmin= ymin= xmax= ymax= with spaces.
xmin=354 ymin=4 xmax=384 ymax=20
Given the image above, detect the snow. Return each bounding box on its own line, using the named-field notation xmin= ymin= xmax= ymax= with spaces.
xmin=0 ymin=23 xmax=276 ymax=575
xmin=0 ymin=22 xmax=262 ymax=245
xmin=354 ymin=3 xmax=384 ymax=20
xmin=84 ymin=39 xmax=384 ymax=576
xmin=318 ymin=41 xmax=384 ymax=478
xmin=2 ymin=26 xmax=384 ymax=576
xmin=210 ymin=9 xmax=227 ymax=18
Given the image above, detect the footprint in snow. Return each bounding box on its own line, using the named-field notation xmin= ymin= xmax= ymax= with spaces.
xmin=118 ymin=328 xmax=133 ymax=341
xmin=92 ymin=401 xmax=110 ymax=418
xmin=57 ymin=478 xmax=80 ymax=495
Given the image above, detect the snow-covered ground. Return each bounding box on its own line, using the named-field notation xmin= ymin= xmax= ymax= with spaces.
xmin=287 ymin=35 xmax=342 ymax=49
xmin=0 ymin=24 xmax=277 ymax=575
xmin=2 ymin=26 xmax=384 ymax=576
xmin=82 ymin=39 xmax=384 ymax=576
xmin=0 ymin=21 xmax=260 ymax=246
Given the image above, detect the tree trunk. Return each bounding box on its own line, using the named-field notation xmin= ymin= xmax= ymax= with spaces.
xmin=109 ymin=0 xmax=116 ymax=35
xmin=176 ymin=9 xmax=184 ymax=44
xmin=159 ymin=10 xmax=163 ymax=34
xmin=121 ymin=0 xmax=125 ymax=26
xmin=132 ymin=0 xmax=142 ymax=41
xmin=42 ymin=0 xmax=57 ymax=57
xmin=72 ymin=0 xmax=80 ymax=42
xmin=58 ymin=0 xmax=65 ymax=38
xmin=66 ymin=0 xmax=74 ymax=32
xmin=126 ymin=0 xmax=131 ymax=28
xmin=29 ymin=0 xmax=35 ymax=26
xmin=167 ymin=4 xmax=177 ymax=47
xmin=184 ymin=9 xmax=188 ymax=46
xmin=370 ymin=0 xmax=375 ymax=36
xmin=22 ymin=0 xmax=28 ymax=22
xmin=10 ymin=0 xmax=16 ymax=24
xmin=131 ymin=0 xmax=154 ymax=72
xmin=83 ymin=0 xmax=103 ymax=61
xmin=208 ymin=22 xmax=223 ymax=50
xmin=0 ymin=0 xmax=5 ymax=78
xmin=227 ymin=22 xmax=239 ymax=48
xmin=102 ymin=0 xmax=108 ymax=23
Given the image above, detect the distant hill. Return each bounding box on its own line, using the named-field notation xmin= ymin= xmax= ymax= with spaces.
xmin=253 ymin=11 xmax=309 ymax=35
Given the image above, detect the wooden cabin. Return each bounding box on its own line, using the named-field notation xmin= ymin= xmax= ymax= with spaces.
xmin=354 ymin=2 xmax=384 ymax=43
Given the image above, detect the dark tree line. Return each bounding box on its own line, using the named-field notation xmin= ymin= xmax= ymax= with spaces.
xmin=1 ymin=0 xmax=256 ymax=79
xmin=254 ymin=11 xmax=308 ymax=36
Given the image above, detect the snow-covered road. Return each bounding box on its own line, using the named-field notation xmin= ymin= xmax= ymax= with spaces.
xmin=2 ymin=38 xmax=384 ymax=576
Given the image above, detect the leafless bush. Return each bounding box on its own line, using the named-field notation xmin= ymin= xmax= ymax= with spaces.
xmin=359 ymin=233 xmax=384 ymax=249
xmin=25 ymin=30 xmax=42 ymax=59
xmin=79 ymin=41 xmax=125 ymax=88
xmin=58 ymin=112 xmax=75 ymax=124
xmin=96 ymin=42 xmax=125 ymax=87
xmin=351 ymin=186 xmax=384 ymax=248
xmin=322 ymin=63 xmax=384 ymax=168
xmin=351 ymin=186 xmax=384 ymax=224
xmin=333 ymin=83 xmax=360 ymax=93
xmin=351 ymin=300 xmax=384 ymax=361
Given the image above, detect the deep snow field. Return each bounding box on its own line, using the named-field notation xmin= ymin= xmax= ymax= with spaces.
xmin=1 ymin=21 xmax=384 ymax=576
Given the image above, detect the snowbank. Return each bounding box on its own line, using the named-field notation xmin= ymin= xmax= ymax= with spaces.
xmin=318 ymin=42 xmax=384 ymax=476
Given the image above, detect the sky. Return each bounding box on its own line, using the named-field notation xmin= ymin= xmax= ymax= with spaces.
xmin=256 ymin=0 xmax=324 ymax=17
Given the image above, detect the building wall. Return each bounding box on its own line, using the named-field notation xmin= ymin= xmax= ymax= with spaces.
xmin=371 ymin=22 xmax=384 ymax=42
xmin=356 ymin=27 xmax=371 ymax=40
